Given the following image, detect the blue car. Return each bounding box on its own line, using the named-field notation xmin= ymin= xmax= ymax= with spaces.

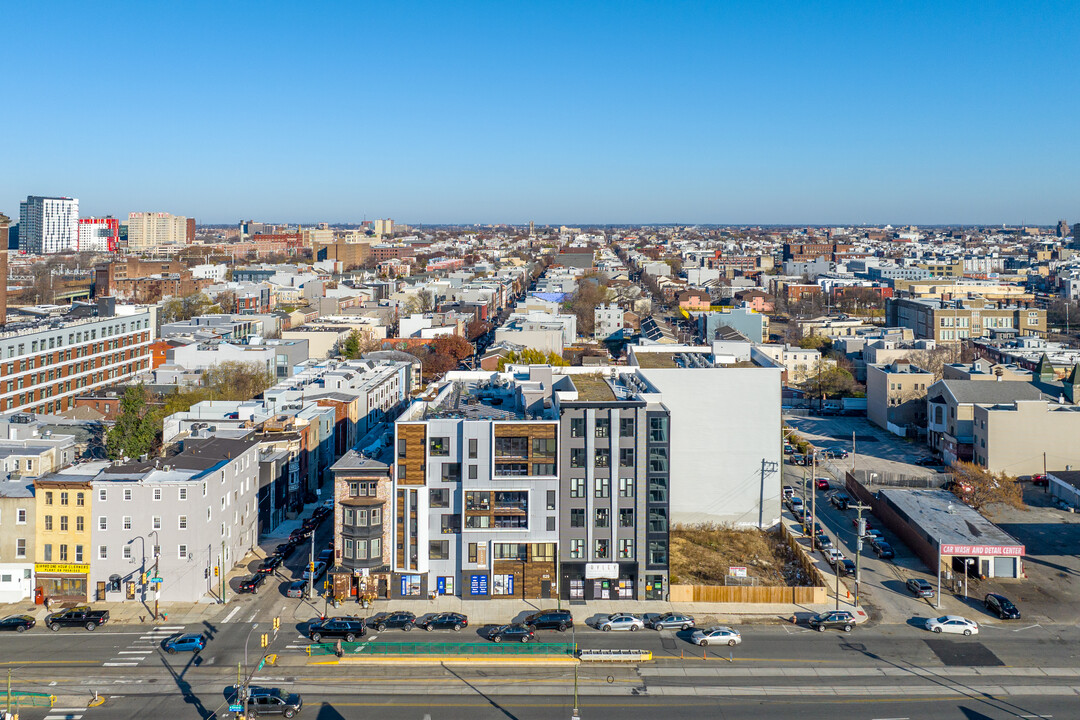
xmin=163 ymin=633 xmax=206 ymax=654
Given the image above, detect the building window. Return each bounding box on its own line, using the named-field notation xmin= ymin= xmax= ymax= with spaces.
xmin=430 ymin=488 xmax=450 ymax=508
xmin=618 ymin=539 xmax=634 ymax=559
xmin=179 ymin=515 xmax=188 ymax=530
xmin=570 ymin=509 xmax=585 ymax=527
xmin=532 ymin=437 xmax=556 ymax=458
xmin=16 ymin=539 xmax=26 ymax=558
xmin=570 ymin=539 xmax=584 ymax=559
xmin=124 ymin=488 xmax=132 ymax=501
xmin=619 ymin=448 xmax=635 ymax=467
xmin=16 ymin=508 xmax=26 ymax=524
xmin=468 ymin=464 xmax=478 ymax=480
xmin=152 ymin=516 xmax=161 ymax=530
xmin=98 ymin=489 xmax=107 ymax=502
xmin=546 ymin=490 xmax=556 ymax=510
xmin=594 ymin=448 xmax=610 ymax=468
xmin=429 ymin=437 xmax=450 ymax=456
xmin=570 ymin=448 xmax=586 ymax=468
xmin=649 ymin=448 xmax=668 ymax=473
xmin=441 ymin=514 xmax=461 ymax=534
xmin=59 ymin=544 xmax=68 ymax=561
xmin=547 ymin=516 xmax=556 ymax=531
xmin=595 ymin=508 xmax=609 ymax=528
xmin=45 ymin=491 xmax=52 ymax=506
xmin=123 ymin=516 xmax=132 ymax=530
xmin=570 ymin=418 xmax=585 ymax=438
xmin=430 ymin=541 xmax=450 ymax=560
xmin=60 ymin=492 xmax=69 ymax=506
xmin=441 ymin=463 xmax=462 ymax=482
xmin=649 ymin=508 xmax=668 ymax=533
xmin=153 ymin=488 xmax=162 ymax=501
xmin=60 ymin=516 xmax=68 ymax=532
xmin=344 ymin=538 xmax=354 ymax=559
xmin=44 ymin=544 xmax=52 ymax=561
xmin=570 ymin=478 xmax=585 ymax=498
xmin=619 ymin=508 xmax=635 ymax=527
xmin=468 ymin=438 xmax=478 ymax=459
xmin=649 ymin=416 xmax=668 ymax=443
xmin=618 ymin=477 xmax=634 ymax=497
xmin=649 ymin=541 xmax=668 ymax=565
xmin=620 ymin=418 xmax=635 ymax=437
xmin=595 ymin=539 xmax=609 ymax=559
xmin=468 ymin=543 xmax=479 ymax=563
xmin=494 ymin=437 xmax=528 ymax=458
xmin=179 ymin=487 xmax=187 ymax=500
xmin=122 ymin=546 xmax=131 ymax=561
xmin=76 ymin=492 xmax=84 ymax=507
xmin=595 ymin=418 xmax=610 ymax=438
xmin=594 ymin=477 xmax=610 ymax=498
xmin=98 ymin=517 xmax=107 ymax=531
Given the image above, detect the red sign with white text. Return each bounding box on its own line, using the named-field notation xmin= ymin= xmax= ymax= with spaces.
xmin=940 ymin=544 xmax=1024 ymax=556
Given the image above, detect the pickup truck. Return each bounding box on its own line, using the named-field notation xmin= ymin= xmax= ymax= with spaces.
xmin=45 ymin=606 xmax=110 ymax=631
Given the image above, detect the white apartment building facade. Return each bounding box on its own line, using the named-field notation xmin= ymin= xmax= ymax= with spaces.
xmin=19 ymin=196 xmax=79 ymax=254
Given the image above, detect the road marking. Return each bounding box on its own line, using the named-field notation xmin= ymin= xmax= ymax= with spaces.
xmin=102 ymin=662 xmax=139 ymax=666
xmin=116 ymin=651 xmax=151 ymax=654
xmin=45 ymin=714 xmax=83 ymax=720
xmin=246 ymin=611 xmax=258 ymax=623
xmin=222 ymin=606 xmax=242 ymax=623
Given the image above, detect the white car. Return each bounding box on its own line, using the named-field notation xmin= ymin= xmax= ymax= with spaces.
xmin=690 ymin=626 xmax=742 ymax=647
xmin=824 ymin=549 xmax=845 ymax=566
xmin=596 ymin=613 xmax=645 ymax=632
xmin=925 ymin=615 xmax=979 ymax=636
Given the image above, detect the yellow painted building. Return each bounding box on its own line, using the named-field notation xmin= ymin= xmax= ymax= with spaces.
xmin=33 ymin=477 xmax=93 ymax=602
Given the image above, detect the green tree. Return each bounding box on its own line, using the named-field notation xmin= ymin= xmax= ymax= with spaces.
xmin=949 ymin=461 xmax=1024 ymax=513
xmin=106 ymin=386 xmax=162 ymax=460
xmin=160 ymin=292 xmax=216 ymax=323
xmin=497 ymin=349 xmax=569 ymax=371
xmin=797 ymin=334 xmax=829 ymax=350
xmin=341 ymin=329 xmax=362 ymax=359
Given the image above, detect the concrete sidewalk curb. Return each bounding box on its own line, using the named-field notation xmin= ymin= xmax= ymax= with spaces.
xmin=316 ymin=656 xmax=580 ymax=666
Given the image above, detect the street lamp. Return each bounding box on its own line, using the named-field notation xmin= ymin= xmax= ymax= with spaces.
xmin=149 ymin=530 xmax=160 ymax=621
xmin=126 ymin=535 xmax=147 ymax=613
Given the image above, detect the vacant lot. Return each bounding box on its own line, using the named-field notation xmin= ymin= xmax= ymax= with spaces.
xmin=670 ymin=524 xmax=805 ymax=586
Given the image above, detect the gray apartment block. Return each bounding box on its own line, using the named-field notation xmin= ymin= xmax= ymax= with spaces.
xmin=89 ymin=437 xmax=260 ymax=603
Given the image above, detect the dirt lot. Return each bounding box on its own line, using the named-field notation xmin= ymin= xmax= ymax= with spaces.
xmin=670 ymin=524 xmax=806 ymax=587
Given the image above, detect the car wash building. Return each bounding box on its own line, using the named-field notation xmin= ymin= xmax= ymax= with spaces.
xmin=846 ymin=484 xmax=1024 ymax=580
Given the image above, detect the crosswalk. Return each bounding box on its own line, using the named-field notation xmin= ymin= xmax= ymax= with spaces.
xmin=44 ymin=708 xmax=87 ymax=720
xmin=102 ymin=625 xmax=185 ymax=666
xmin=285 ymin=633 xmax=310 ymax=651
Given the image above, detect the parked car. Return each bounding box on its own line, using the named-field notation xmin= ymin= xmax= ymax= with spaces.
xmin=1031 ymin=474 xmax=1048 ymax=487
xmin=308 ymin=617 xmax=367 ymax=643
xmin=690 ymin=626 xmax=741 ymax=646
xmin=815 ymin=535 xmax=834 ymax=552
xmin=792 ymin=507 xmax=806 ymax=522
xmin=372 ymin=611 xmax=416 ymax=632
xmin=984 ymin=593 xmax=1021 ymax=619
xmin=916 ymin=456 xmax=941 ymax=467
xmin=790 ymin=453 xmax=808 ymax=466
xmin=285 ymin=580 xmax=309 ymax=598
xmin=925 ymin=615 xmax=979 ymax=635
xmin=302 ymin=561 xmax=327 ymax=581
xmin=0 ymin=615 xmax=35 ymax=632
xmin=906 ymin=578 xmax=935 ymax=598
xmin=873 ymin=542 xmax=895 ymax=559
xmin=238 ymin=573 xmax=266 ymax=594
xmin=596 ymin=614 xmax=645 ymax=632
xmin=163 ymin=633 xmax=206 ymax=654
xmin=828 ymin=448 xmax=849 ymax=459
xmin=317 ymin=549 xmax=334 ymax=565
xmin=864 ymin=529 xmax=884 ymax=543
xmin=242 ymin=687 xmax=303 ymax=718
xmin=824 ymin=549 xmax=845 ymax=566
xmin=419 ymin=612 xmax=469 ymax=632
xmin=852 ymin=517 xmax=874 ymax=531
xmin=44 ymin=606 xmax=109 ymax=631
xmin=524 ymin=609 xmax=573 ymax=632
xmin=815 ymin=478 xmax=830 ymax=491
xmin=782 ymin=485 xmax=794 ymax=499
xmin=829 ymin=493 xmax=851 ymax=510
xmin=788 ymin=496 xmax=804 ymax=512
xmin=258 ymin=555 xmax=284 ymax=574
xmin=783 ymin=443 xmax=794 ymax=455
xmin=838 ymin=559 xmax=857 ymax=577
xmin=488 ymin=623 xmax=534 ymax=643
xmin=809 ymin=610 xmax=855 ymax=633
xmin=646 ymin=612 xmax=695 ymax=631
xmin=273 ymin=542 xmax=297 ymax=558
xmin=289 ymin=528 xmax=312 ymax=542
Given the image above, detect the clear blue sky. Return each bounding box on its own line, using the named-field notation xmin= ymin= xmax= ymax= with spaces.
xmin=3 ymin=1 xmax=1078 ymax=225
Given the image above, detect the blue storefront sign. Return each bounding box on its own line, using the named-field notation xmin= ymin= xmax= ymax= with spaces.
xmin=470 ymin=574 xmax=488 ymax=595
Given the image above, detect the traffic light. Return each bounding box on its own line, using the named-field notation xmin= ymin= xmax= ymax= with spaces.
xmin=260 ymin=633 xmax=268 ymax=648
xmin=272 ymin=617 xmax=280 ymax=630
xmin=214 ymin=566 xmax=219 ymax=577
xmin=140 ymin=572 xmax=148 ymax=584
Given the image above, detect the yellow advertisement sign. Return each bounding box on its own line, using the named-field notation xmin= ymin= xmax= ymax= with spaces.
xmin=35 ymin=563 xmax=90 ymax=575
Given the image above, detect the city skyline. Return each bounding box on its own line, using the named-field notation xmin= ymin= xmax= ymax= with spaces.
xmin=3 ymin=1 xmax=1078 ymax=224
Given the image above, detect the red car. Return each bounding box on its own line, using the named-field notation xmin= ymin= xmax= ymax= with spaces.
xmin=816 ymin=478 xmax=830 ymax=491
xmin=1031 ymin=474 xmax=1048 ymax=487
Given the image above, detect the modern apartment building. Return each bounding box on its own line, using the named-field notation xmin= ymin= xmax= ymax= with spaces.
xmin=19 ymin=196 xmax=79 ymax=254
xmin=125 ymin=212 xmax=189 ymax=251
xmin=887 ymin=296 xmax=1047 ymax=343
xmin=77 ymin=217 xmax=119 ymax=252
xmin=0 ymin=304 xmax=155 ymax=415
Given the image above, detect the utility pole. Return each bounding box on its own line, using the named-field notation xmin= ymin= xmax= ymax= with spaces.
xmin=852 ymin=431 xmax=856 ymax=472
xmin=810 ymin=451 xmax=818 ymax=548
xmin=849 ymin=502 xmax=872 ymax=606
xmin=759 ymin=459 xmax=777 ymax=529
xmin=1044 ymin=452 xmax=1048 ymax=493
xmin=308 ymin=531 xmax=316 ymax=601
xmin=150 ymin=530 xmax=160 ymax=621
xmin=221 ymin=540 xmax=226 ymax=604
xmin=801 ymin=469 xmax=808 ymax=537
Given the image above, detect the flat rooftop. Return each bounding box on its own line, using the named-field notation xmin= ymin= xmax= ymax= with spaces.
xmin=571 ymin=374 xmax=617 ymax=401
xmin=880 ymin=488 xmax=1023 ymax=552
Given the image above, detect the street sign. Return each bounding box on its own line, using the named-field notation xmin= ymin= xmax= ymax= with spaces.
xmin=228 ymin=704 xmax=243 ymax=712
xmin=151 ymin=577 xmax=163 ymax=583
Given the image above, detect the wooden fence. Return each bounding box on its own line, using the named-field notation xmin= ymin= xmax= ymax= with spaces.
xmin=669 ymin=584 xmax=826 ymax=604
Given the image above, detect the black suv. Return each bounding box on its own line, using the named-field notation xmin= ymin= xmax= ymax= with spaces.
xmin=419 ymin=612 xmax=468 ymax=632
xmin=523 ymin=609 xmax=573 ymax=632
xmin=984 ymin=593 xmax=1020 ymax=619
xmin=244 ymin=687 xmax=303 ymax=718
xmin=372 ymin=611 xmax=416 ymax=631
xmin=808 ymin=610 xmax=855 ymax=632
xmin=308 ymin=617 xmax=367 ymax=643
xmin=258 ymin=555 xmax=284 ymax=574
xmin=829 ymin=493 xmax=851 ymax=510
xmin=238 ymin=573 xmax=266 ymax=594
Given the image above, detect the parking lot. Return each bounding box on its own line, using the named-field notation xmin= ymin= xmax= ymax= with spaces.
xmin=785 ymin=412 xmax=942 ymax=480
